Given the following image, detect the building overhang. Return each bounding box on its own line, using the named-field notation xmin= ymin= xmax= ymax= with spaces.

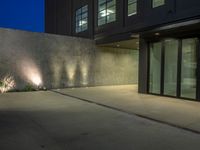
xmin=141 ymin=18 xmax=200 ymax=39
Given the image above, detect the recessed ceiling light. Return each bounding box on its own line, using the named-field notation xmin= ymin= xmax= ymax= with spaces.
xmin=130 ymin=34 xmax=139 ymax=38
xmin=155 ymin=32 xmax=160 ymax=36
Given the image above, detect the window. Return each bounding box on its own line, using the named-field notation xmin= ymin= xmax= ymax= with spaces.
xmin=128 ymin=0 xmax=137 ymax=16
xmin=163 ymin=39 xmax=178 ymax=96
xmin=181 ymin=38 xmax=197 ymax=99
xmin=75 ymin=5 xmax=88 ymax=33
xmin=98 ymin=0 xmax=116 ymax=26
xmin=152 ymin=0 xmax=165 ymax=8
xmin=149 ymin=42 xmax=162 ymax=94
xmin=149 ymin=38 xmax=198 ymax=100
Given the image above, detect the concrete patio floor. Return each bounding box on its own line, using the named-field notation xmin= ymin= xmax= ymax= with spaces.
xmin=56 ymin=85 xmax=200 ymax=133
xmin=0 ymin=85 xmax=200 ymax=150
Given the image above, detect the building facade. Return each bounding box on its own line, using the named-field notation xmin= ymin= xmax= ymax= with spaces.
xmin=45 ymin=0 xmax=200 ymax=101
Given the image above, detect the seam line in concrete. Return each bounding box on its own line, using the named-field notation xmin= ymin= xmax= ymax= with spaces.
xmin=51 ymin=90 xmax=200 ymax=135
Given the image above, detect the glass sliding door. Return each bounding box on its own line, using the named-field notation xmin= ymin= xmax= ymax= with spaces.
xmin=163 ymin=39 xmax=179 ymax=96
xmin=149 ymin=42 xmax=162 ymax=94
xmin=148 ymin=38 xmax=198 ymax=100
xmin=181 ymin=38 xmax=197 ymax=99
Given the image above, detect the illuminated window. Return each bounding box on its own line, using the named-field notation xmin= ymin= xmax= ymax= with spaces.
xmin=152 ymin=0 xmax=165 ymax=8
xmin=128 ymin=0 xmax=137 ymax=16
xmin=75 ymin=5 xmax=88 ymax=33
xmin=98 ymin=0 xmax=116 ymax=26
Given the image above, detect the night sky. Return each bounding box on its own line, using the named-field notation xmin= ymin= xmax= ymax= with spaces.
xmin=0 ymin=0 xmax=44 ymax=32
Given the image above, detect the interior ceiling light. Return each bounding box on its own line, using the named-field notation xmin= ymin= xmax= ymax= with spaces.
xmin=79 ymin=20 xmax=87 ymax=26
xmin=100 ymin=10 xmax=114 ymax=17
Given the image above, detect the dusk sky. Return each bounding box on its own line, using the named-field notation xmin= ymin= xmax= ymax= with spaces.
xmin=0 ymin=0 xmax=44 ymax=32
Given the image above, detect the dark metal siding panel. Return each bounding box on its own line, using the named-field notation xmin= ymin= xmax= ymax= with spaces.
xmin=56 ymin=0 xmax=72 ymax=35
xmin=176 ymin=0 xmax=200 ymax=18
xmin=45 ymin=0 xmax=72 ymax=36
xmin=138 ymin=38 xmax=148 ymax=93
xmin=96 ymin=0 xmax=200 ymax=42
xmin=45 ymin=0 xmax=200 ymax=40
xmin=45 ymin=0 xmax=57 ymax=34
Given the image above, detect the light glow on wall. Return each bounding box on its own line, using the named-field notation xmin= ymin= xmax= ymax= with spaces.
xmin=66 ymin=61 xmax=77 ymax=86
xmin=18 ymin=59 xmax=43 ymax=87
xmin=80 ymin=60 xmax=89 ymax=86
xmin=30 ymin=73 xmax=42 ymax=86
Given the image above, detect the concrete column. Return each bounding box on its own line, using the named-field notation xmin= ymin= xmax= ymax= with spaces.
xmin=138 ymin=38 xmax=148 ymax=93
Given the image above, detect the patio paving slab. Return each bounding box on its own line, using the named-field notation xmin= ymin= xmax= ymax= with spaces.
xmin=56 ymin=85 xmax=200 ymax=133
xmin=0 ymin=88 xmax=200 ymax=149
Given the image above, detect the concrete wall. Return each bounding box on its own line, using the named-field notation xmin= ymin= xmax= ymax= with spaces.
xmin=95 ymin=47 xmax=138 ymax=86
xmin=0 ymin=28 xmax=138 ymax=90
